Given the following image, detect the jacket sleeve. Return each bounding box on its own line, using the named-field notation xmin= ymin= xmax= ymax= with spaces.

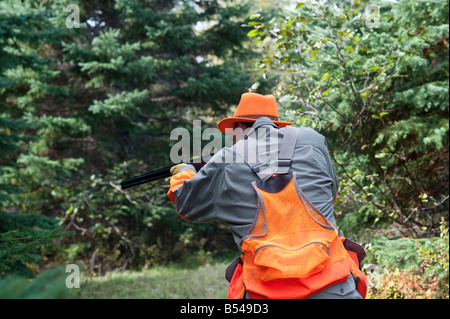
xmin=166 ymin=152 xmax=227 ymax=223
xmin=322 ymin=139 xmax=340 ymax=205
xmin=295 ymin=127 xmax=339 ymax=227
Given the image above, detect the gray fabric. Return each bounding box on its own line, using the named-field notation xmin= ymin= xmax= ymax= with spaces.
xmin=233 ymin=124 xmax=299 ymax=180
xmin=275 ymin=126 xmax=299 ymax=174
xmin=307 ymin=275 xmax=363 ymax=299
xmin=172 ymin=117 xmax=354 ymax=298
xmin=174 ymin=117 xmax=339 ymax=236
xmin=242 ymin=275 xmax=363 ymax=299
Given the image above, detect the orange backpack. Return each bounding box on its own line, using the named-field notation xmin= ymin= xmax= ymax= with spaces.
xmin=227 ymin=126 xmax=367 ymax=299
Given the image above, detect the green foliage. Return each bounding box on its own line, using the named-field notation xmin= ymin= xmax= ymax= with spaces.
xmin=2 ymin=0 xmax=447 ymax=299
xmin=0 ymin=0 xmax=76 ymax=280
xmin=365 ymin=236 xmax=431 ymax=272
xmin=250 ymin=0 xmax=449 ymax=236
xmin=53 ymin=0 xmax=258 ymax=272
xmin=53 ymin=158 xmax=237 ymax=274
xmin=366 ymin=218 xmax=448 ymax=299
xmin=0 ymin=266 xmax=69 ymax=299
xmin=1 ymin=0 xmax=260 ymax=281
xmin=89 ymin=88 xmax=148 ymax=119
xmin=0 ymin=227 xmax=71 ymax=277
xmin=416 ymin=218 xmax=449 ymax=298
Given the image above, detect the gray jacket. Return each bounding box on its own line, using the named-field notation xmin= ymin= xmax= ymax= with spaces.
xmin=174 ymin=117 xmax=338 ymax=244
xmin=172 ymin=117 xmax=362 ymax=299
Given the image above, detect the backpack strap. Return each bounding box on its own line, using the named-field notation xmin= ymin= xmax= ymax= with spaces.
xmin=234 ymin=126 xmax=299 ymax=181
xmin=274 ymin=126 xmax=298 ymax=175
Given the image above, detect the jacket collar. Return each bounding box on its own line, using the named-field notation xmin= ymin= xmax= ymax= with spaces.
xmin=243 ymin=117 xmax=279 ymax=140
xmin=251 ymin=117 xmax=279 ymax=131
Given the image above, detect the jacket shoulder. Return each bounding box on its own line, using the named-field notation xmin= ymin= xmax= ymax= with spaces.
xmin=294 ymin=127 xmax=326 ymax=146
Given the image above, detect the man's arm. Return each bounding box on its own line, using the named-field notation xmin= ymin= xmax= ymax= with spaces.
xmin=167 ymin=150 xmax=227 ymax=223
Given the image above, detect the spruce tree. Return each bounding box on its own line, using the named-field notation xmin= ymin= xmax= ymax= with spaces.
xmin=0 ymin=0 xmax=74 ymax=278
xmin=56 ymin=0 xmax=269 ymax=272
xmin=2 ymin=0 xmax=269 ymax=275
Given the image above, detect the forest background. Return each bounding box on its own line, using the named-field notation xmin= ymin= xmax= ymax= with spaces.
xmin=0 ymin=0 xmax=448 ymax=299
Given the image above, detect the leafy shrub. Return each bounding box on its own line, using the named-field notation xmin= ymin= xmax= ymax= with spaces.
xmin=415 ymin=218 xmax=449 ymax=298
xmin=366 ymin=218 xmax=449 ymax=299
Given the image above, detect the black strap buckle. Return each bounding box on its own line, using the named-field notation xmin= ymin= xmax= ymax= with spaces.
xmin=278 ymin=158 xmax=293 ymax=167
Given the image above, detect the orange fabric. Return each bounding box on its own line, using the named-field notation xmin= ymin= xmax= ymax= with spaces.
xmin=227 ymin=263 xmax=245 ymax=299
xmin=355 ymin=268 xmax=368 ymax=298
xmin=333 ymin=189 xmax=339 ymax=205
xmin=239 ymin=176 xmax=368 ymax=299
xmin=217 ymin=93 xmax=293 ymax=132
xmin=347 ymin=250 xmax=359 ymax=269
xmin=167 ymin=170 xmax=196 ymax=204
xmin=167 ymin=170 xmax=196 ymax=222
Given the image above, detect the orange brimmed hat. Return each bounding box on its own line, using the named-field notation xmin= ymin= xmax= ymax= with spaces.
xmin=217 ymin=93 xmax=293 ymax=132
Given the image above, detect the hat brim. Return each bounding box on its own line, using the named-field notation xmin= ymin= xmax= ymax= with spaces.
xmin=217 ymin=117 xmax=293 ymax=133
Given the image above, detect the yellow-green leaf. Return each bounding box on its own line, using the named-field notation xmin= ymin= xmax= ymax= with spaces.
xmin=320 ymin=72 xmax=329 ymax=81
xmin=345 ymin=46 xmax=354 ymax=53
xmin=66 ymin=205 xmax=74 ymax=216
xmin=247 ymin=29 xmax=260 ymax=37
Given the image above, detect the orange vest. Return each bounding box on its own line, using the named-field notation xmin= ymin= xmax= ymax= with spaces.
xmin=228 ymin=126 xmax=367 ymax=299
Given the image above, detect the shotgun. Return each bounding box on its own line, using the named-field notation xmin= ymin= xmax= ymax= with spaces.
xmin=120 ymin=154 xmax=213 ymax=190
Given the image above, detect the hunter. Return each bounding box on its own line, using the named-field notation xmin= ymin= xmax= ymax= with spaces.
xmin=167 ymin=92 xmax=367 ymax=299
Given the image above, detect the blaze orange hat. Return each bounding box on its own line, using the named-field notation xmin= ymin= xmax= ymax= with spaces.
xmin=217 ymin=93 xmax=293 ymax=133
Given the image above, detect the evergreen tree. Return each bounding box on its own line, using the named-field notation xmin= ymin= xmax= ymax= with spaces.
xmin=0 ymin=0 xmax=73 ymax=277
xmin=57 ymin=0 xmax=270 ymax=272
xmin=2 ymin=0 xmax=269 ymax=275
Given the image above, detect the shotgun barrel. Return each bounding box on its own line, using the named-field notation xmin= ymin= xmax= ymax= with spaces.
xmin=120 ymin=155 xmax=213 ymax=190
xmin=120 ymin=165 xmax=173 ymax=190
